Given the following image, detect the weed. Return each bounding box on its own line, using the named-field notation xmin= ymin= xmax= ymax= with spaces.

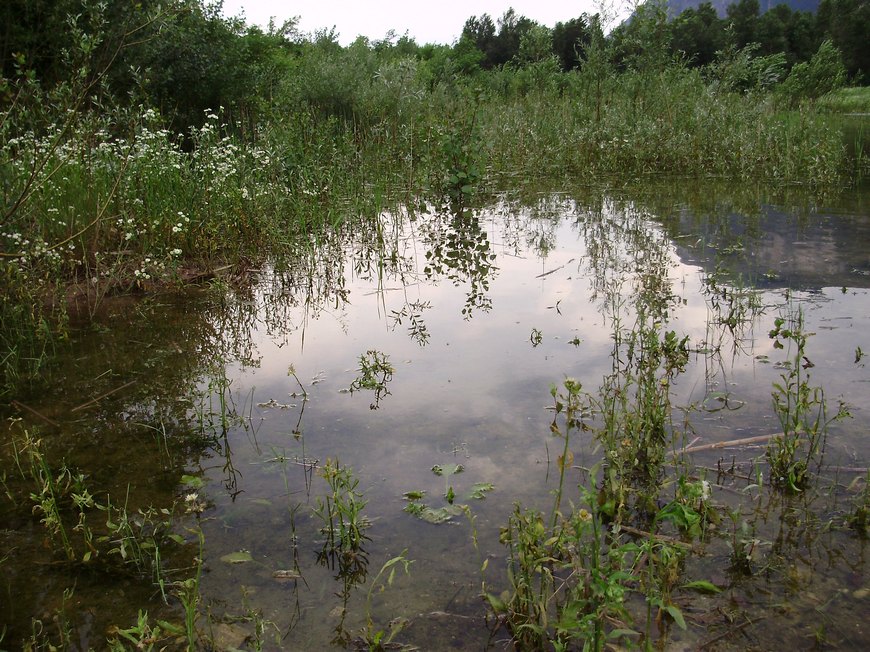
xmin=349 ymin=350 xmax=395 ymax=409
xmin=847 ymin=472 xmax=870 ymax=534
xmin=315 ymin=459 xmax=371 ymax=556
xmin=403 ymin=464 xmax=494 ymax=524
xmin=175 ymin=525 xmax=205 ymax=649
xmin=360 ymin=551 xmax=413 ymax=651
xmin=726 ymin=508 xmax=760 ymax=575
xmin=596 ymin=312 xmax=689 ymax=522
xmin=766 ymin=310 xmax=851 ymax=492
xmin=107 ymin=610 xmax=183 ymax=651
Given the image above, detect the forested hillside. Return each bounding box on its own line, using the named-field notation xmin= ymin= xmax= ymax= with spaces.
xmin=666 ymin=0 xmax=819 ymax=17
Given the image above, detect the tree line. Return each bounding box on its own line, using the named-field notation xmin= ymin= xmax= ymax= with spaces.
xmin=1 ymin=0 xmax=865 ymax=136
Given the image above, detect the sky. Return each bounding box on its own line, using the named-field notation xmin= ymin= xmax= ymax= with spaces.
xmin=219 ymin=1 xmax=631 ymax=46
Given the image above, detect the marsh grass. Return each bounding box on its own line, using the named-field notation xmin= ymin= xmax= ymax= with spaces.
xmin=816 ymin=87 xmax=870 ymax=114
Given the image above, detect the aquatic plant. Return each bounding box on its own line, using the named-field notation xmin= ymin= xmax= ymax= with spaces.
xmin=403 ymin=463 xmax=494 ymax=525
xmin=314 ymin=458 xmax=371 ymax=555
xmin=766 ymin=310 xmax=850 ymax=492
xmin=359 ymin=551 xmax=413 ymax=652
xmin=349 ymin=350 xmax=395 ymax=409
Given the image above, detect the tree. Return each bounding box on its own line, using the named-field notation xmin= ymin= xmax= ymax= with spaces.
xmin=552 ymin=15 xmax=593 ymax=71
xmin=461 ymin=14 xmax=497 ymax=68
xmin=609 ymin=0 xmax=671 ymax=73
xmin=756 ymin=4 xmax=791 ymax=58
xmin=817 ymin=0 xmax=870 ymax=80
xmin=778 ymin=39 xmax=847 ymax=105
xmin=669 ymin=2 xmax=726 ymax=67
xmin=726 ymin=0 xmax=760 ymax=49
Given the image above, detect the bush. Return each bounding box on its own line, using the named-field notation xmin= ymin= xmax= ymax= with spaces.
xmin=777 ymin=39 xmax=847 ymax=107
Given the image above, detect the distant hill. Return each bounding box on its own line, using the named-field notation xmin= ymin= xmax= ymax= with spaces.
xmin=665 ymin=0 xmax=820 ymax=16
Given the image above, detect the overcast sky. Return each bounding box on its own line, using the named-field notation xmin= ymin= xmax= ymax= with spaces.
xmin=220 ymin=1 xmax=631 ymax=45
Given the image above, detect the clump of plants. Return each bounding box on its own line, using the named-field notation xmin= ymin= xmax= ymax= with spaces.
xmin=766 ymin=310 xmax=850 ymax=492
xmin=314 ymin=458 xmax=371 ymax=559
xmin=403 ymin=463 xmax=494 ymax=524
xmin=349 ymin=349 xmax=395 ymax=409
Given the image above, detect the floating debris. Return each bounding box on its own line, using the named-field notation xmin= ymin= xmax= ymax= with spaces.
xmin=272 ymin=569 xmax=302 ymax=580
xmin=257 ymin=398 xmax=296 ymax=409
xmin=220 ymin=550 xmax=254 ymax=564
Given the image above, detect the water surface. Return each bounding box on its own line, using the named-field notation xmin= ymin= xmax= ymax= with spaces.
xmin=2 ymin=180 xmax=870 ymax=649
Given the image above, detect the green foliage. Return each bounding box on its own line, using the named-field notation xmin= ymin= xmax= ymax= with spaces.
xmin=552 ymin=15 xmax=595 ymax=71
xmin=727 ymin=0 xmax=762 ymax=50
xmin=777 ymin=39 xmax=847 ymax=107
xmin=670 ymin=3 xmax=726 ymax=67
xmin=766 ymin=310 xmax=850 ymax=492
xmin=817 ymin=86 xmax=870 ymax=113
xmin=403 ymin=464 xmax=493 ymax=525
xmin=707 ymin=42 xmax=787 ymax=93
xmin=0 ymin=0 xmax=860 ymax=404
xmin=349 ymin=350 xmax=395 ymax=409
xmin=494 ymin=493 xmax=637 ymax=651
xmin=314 ymin=458 xmax=371 ymax=554
xmin=817 ymin=0 xmax=870 ymax=80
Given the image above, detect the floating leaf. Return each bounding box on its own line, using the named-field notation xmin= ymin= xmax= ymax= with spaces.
xmin=468 ymin=482 xmax=495 ymax=499
xmin=220 ymin=550 xmax=254 ymax=564
xmin=180 ymin=474 xmax=203 ymax=488
xmin=405 ymin=504 xmax=463 ymax=524
xmin=431 ymin=464 xmax=464 ymax=477
xmin=681 ymin=580 xmax=722 ymax=594
xmin=272 ymin=569 xmax=301 ymax=580
xmin=403 ymin=490 xmax=426 ymax=501
xmin=419 ymin=505 xmax=463 ymax=524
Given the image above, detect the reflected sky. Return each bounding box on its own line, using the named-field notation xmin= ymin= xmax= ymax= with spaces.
xmin=188 ymin=186 xmax=870 ymax=647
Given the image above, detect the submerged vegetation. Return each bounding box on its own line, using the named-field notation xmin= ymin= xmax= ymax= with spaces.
xmin=1 ymin=0 xmax=869 ymax=650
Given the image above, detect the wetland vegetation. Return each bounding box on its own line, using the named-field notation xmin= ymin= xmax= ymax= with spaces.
xmin=2 ymin=0 xmax=870 ymax=649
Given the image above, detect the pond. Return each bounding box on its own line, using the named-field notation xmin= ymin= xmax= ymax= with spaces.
xmin=2 ymin=179 xmax=870 ymax=650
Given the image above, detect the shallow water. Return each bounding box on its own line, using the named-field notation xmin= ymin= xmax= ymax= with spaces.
xmin=2 ymin=180 xmax=870 ymax=649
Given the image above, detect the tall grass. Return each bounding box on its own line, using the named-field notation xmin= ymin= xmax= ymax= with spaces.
xmin=479 ymin=65 xmax=846 ymax=183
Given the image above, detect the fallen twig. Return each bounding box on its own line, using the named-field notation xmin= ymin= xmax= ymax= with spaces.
xmin=618 ymin=525 xmax=694 ymax=550
xmin=70 ymin=379 xmax=137 ymax=413
xmin=11 ymin=400 xmax=60 ymax=427
xmin=699 ymin=615 xmax=765 ymax=649
xmin=675 ymin=434 xmax=780 ymax=455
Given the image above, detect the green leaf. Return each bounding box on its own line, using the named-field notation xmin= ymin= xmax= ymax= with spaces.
xmin=180 ymin=474 xmax=203 ymax=488
xmin=431 ymin=463 xmax=463 ymax=477
xmin=220 ymin=550 xmax=254 ymax=564
xmin=403 ymin=490 xmax=425 ymax=501
xmin=681 ymin=580 xmax=722 ymax=594
xmin=156 ymin=620 xmax=184 ymax=635
xmin=467 ymin=482 xmax=494 ymax=499
xmin=414 ymin=504 xmax=463 ymax=524
xmin=664 ymin=604 xmax=687 ymax=630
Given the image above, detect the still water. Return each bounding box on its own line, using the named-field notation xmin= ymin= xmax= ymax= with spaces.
xmin=2 ymin=180 xmax=869 ymax=649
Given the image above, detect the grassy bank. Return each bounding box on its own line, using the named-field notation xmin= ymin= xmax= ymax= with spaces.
xmin=818 ymin=86 xmax=870 ymax=113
